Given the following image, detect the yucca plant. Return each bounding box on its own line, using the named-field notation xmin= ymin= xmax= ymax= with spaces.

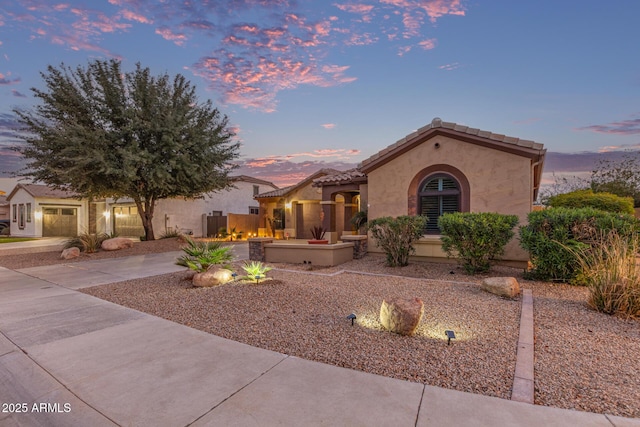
xmin=241 ymin=260 xmax=272 ymax=283
xmin=175 ymin=237 xmax=234 ymax=273
xmin=64 ymin=232 xmax=109 ymax=253
xmin=571 ymin=230 xmax=640 ymax=318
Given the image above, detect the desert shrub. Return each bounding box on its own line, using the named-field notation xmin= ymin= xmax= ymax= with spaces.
xmin=64 ymin=232 xmax=109 ymax=253
xmin=160 ymin=228 xmax=182 ymax=239
xmin=240 ymin=260 xmax=272 ymax=282
xmin=367 ymin=215 xmax=428 ymax=267
xmin=175 ymin=237 xmax=234 ymax=272
xmin=519 ymin=207 xmax=639 ymax=283
xmin=547 ymin=189 xmax=634 ymax=214
xmin=439 ymin=212 xmax=519 ymax=274
xmin=572 ymin=231 xmax=640 ymax=318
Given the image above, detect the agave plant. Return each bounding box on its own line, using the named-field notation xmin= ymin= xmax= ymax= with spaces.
xmin=241 ymin=260 xmax=272 ymax=282
xmin=175 ymin=237 xmax=234 ymax=273
xmin=309 ymin=226 xmax=326 ymax=240
xmin=64 ymin=232 xmax=109 ymax=253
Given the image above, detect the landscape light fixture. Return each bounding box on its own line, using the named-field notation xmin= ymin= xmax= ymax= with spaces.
xmin=255 ymin=275 xmax=261 ymax=284
xmin=231 ymin=272 xmax=238 ymax=281
xmin=347 ymin=313 xmax=357 ymax=326
xmin=445 ymin=330 xmax=456 ymax=345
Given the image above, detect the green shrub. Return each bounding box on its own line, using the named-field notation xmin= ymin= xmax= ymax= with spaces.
xmin=367 ymin=215 xmax=428 ymax=267
xmin=571 ymin=231 xmax=640 ymax=318
xmin=519 ymin=207 xmax=639 ymax=283
xmin=175 ymin=237 xmax=234 ymax=272
xmin=547 ymin=189 xmax=634 ymax=215
xmin=64 ymin=232 xmax=109 ymax=253
xmin=439 ymin=212 xmax=519 ymax=274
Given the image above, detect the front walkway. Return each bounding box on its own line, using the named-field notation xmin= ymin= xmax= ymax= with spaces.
xmin=1 ymin=248 xmax=638 ymax=426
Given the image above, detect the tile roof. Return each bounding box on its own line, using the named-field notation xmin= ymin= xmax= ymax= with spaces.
xmin=360 ymin=117 xmax=545 ymax=171
xmin=255 ymin=169 xmax=340 ymax=199
xmin=312 ymin=168 xmax=366 ymax=186
xmin=7 ymin=183 xmax=79 ymax=201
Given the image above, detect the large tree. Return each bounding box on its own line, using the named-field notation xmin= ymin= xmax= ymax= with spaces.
xmin=14 ymin=59 xmax=239 ymax=240
xmin=591 ymin=152 xmax=640 ymax=207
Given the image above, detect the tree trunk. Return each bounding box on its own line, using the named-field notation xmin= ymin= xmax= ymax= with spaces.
xmin=135 ymin=198 xmax=156 ymax=241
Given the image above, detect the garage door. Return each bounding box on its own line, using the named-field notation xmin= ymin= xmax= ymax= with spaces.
xmin=113 ymin=206 xmax=145 ymax=237
xmin=42 ymin=207 xmax=78 ymax=237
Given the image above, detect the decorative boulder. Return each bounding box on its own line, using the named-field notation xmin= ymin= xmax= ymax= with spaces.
xmin=60 ymin=247 xmax=80 ymax=260
xmin=481 ymin=277 xmax=520 ymax=298
xmin=379 ymin=297 xmax=424 ymax=336
xmin=101 ymin=237 xmax=134 ymax=251
xmin=192 ymin=268 xmax=234 ymax=287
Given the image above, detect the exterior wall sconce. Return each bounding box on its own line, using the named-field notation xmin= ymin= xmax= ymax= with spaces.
xmin=285 ymin=202 xmax=292 ymax=209
xmin=34 ymin=210 xmax=43 ymax=220
xmin=103 ymin=210 xmax=111 ymax=220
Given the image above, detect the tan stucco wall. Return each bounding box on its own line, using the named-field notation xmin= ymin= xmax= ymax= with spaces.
xmin=367 ymin=134 xmax=533 ymax=262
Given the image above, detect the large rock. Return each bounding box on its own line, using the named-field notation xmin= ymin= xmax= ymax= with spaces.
xmin=481 ymin=277 xmax=520 ymax=298
xmin=60 ymin=247 xmax=80 ymax=260
xmin=101 ymin=237 xmax=134 ymax=251
xmin=379 ymin=297 xmax=424 ymax=336
xmin=192 ymin=268 xmax=234 ymax=287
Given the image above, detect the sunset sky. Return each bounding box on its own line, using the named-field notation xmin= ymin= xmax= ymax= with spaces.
xmin=1 ymin=0 xmax=639 ymax=187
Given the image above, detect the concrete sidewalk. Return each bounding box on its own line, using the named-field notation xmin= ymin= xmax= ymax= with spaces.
xmin=1 ymin=252 xmax=639 ymax=426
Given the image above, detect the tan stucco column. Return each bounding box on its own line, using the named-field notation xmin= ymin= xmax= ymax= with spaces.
xmin=320 ymin=200 xmax=337 ymax=243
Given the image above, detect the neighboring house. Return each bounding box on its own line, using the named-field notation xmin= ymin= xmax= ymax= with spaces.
xmin=0 ymin=194 xmax=10 ymax=233
xmin=105 ymin=175 xmax=278 ymax=238
xmin=311 ymin=118 xmax=546 ymax=266
xmin=254 ymin=169 xmax=348 ymax=240
xmin=6 ymin=184 xmax=92 ymax=237
xmin=5 ymin=176 xmax=278 ymax=238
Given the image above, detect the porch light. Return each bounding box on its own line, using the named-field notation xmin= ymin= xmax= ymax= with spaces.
xmin=445 ymin=330 xmax=456 ymax=345
xmin=34 ymin=210 xmax=43 ymax=220
xmin=285 ymin=202 xmax=292 ymax=209
xmin=103 ymin=210 xmax=111 ymax=220
xmin=347 ymin=313 xmax=357 ymax=326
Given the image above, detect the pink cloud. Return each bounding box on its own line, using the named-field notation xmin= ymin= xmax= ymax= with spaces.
xmin=0 ymin=72 xmax=21 ymax=85
xmin=4 ymin=0 xmax=466 ymax=112
xmin=235 ymin=158 xmax=360 ymax=187
xmin=322 ymin=123 xmax=336 ymax=129
xmin=155 ymin=26 xmax=188 ymax=45
xmin=335 ymin=4 xmax=375 ymax=14
xmin=418 ymin=38 xmax=436 ymax=50
xmin=121 ymin=9 xmax=152 ymax=24
xmin=193 ymin=50 xmax=356 ymax=112
xmin=578 ymin=115 xmax=640 ymax=135
xmin=422 ymin=0 xmax=466 ymax=22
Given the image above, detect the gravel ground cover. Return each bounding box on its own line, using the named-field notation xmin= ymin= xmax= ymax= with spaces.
xmin=1 ymin=239 xmax=638 ymax=417
xmin=0 ymin=237 xmax=183 ymax=269
xmin=82 ymin=266 xmax=521 ymax=399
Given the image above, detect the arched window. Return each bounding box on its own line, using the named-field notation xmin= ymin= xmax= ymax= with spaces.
xmin=419 ymin=174 xmax=460 ymax=233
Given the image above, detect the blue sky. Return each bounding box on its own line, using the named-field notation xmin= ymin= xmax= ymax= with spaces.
xmin=1 ymin=0 xmax=639 ymax=187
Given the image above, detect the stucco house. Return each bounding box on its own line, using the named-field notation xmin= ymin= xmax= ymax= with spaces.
xmin=308 ymin=118 xmax=546 ymax=266
xmin=6 ymin=176 xmax=278 ymax=238
xmin=254 ymin=169 xmax=362 ymax=240
xmin=106 ymin=175 xmax=278 ymax=238
xmin=6 ymin=184 xmax=90 ymax=237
